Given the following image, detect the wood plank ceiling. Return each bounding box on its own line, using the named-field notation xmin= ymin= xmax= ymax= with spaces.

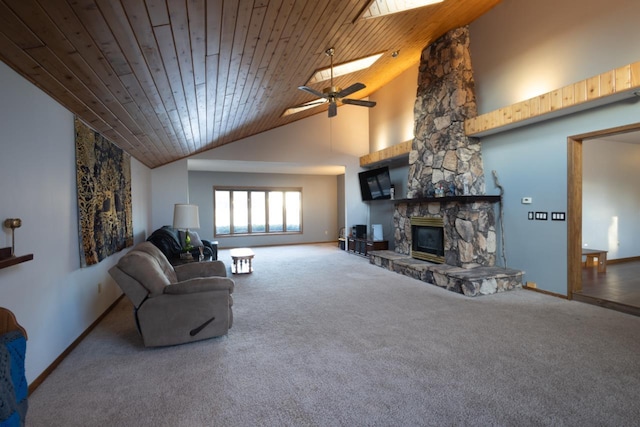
xmin=0 ymin=0 xmax=500 ymax=169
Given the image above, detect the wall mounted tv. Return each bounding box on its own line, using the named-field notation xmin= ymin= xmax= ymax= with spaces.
xmin=359 ymin=166 xmax=392 ymax=201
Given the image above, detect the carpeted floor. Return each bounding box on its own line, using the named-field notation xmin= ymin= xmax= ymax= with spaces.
xmin=27 ymin=243 xmax=640 ymax=426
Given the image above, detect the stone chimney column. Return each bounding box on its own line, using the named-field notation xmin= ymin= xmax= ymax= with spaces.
xmin=407 ymin=26 xmax=485 ymax=198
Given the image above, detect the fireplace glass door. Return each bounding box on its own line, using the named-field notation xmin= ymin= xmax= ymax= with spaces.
xmin=414 ymin=226 xmax=444 ymax=256
xmin=410 ymin=217 xmax=445 ymax=263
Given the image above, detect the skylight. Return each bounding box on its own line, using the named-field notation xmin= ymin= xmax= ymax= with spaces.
xmin=282 ymin=99 xmax=327 ymax=117
xmin=359 ymin=0 xmax=444 ymax=20
xmin=307 ymin=53 xmax=384 ymax=85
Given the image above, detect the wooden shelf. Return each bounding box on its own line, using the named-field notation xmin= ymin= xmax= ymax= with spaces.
xmin=360 ymin=140 xmax=412 ymax=167
xmin=465 ymin=61 xmax=640 ymax=137
xmin=393 ymin=195 xmax=501 ymax=204
xmin=0 ymin=247 xmax=33 ymax=270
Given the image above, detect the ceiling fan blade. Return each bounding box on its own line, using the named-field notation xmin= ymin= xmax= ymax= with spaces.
xmin=298 ymin=85 xmax=326 ymax=98
xmin=328 ymin=101 xmax=337 ymax=117
xmin=342 ymin=98 xmax=376 ymax=108
xmin=337 ymin=82 xmax=366 ymax=98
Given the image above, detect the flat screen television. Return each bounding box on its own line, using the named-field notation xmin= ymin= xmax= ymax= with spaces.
xmin=358 ymin=166 xmax=392 ymax=201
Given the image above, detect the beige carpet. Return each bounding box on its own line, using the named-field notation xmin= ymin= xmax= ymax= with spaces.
xmin=27 ymin=243 xmax=640 ymax=426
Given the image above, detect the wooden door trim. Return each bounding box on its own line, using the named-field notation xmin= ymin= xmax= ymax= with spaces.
xmin=567 ymin=122 xmax=640 ymax=298
xmin=567 ymin=136 xmax=582 ymax=298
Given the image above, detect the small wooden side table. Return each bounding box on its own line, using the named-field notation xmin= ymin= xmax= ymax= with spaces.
xmin=230 ymin=248 xmax=255 ymax=274
xmin=582 ymin=248 xmax=608 ymax=273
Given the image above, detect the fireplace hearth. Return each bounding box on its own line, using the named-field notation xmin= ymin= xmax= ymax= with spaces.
xmin=380 ymin=196 xmax=524 ymax=297
xmin=369 ymin=249 xmax=524 ymax=297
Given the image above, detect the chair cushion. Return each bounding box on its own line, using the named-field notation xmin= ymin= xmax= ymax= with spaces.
xmin=134 ymin=242 xmax=178 ymax=283
xmin=116 ymin=251 xmax=169 ymax=297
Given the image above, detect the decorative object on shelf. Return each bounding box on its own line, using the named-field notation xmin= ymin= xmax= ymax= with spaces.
xmin=75 ymin=117 xmax=133 ymax=267
xmin=3 ymin=218 xmax=22 ymax=256
xmin=0 ymin=218 xmax=33 ymax=272
xmin=173 ymin=204 xmax=200 ymax=251
xmin=448 ymin=183 xmax=456 ymax=196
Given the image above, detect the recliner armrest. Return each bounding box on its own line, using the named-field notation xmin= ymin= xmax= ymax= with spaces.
xmin=174 ymin=260 xmax=228 ymax=280
xmin=164 ymin=277 xmax=234 ymax=295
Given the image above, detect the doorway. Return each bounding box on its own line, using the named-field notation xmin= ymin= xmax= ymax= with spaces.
xmin=567 ymin=122 xmax=640 ymax=316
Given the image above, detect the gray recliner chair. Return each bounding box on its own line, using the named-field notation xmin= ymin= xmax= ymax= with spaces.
xmin=108 ymin=242 xmax=233 ymax=347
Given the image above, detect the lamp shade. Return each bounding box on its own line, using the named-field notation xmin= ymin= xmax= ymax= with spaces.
xmin=173 ymin=204 xmax=200 ymax=230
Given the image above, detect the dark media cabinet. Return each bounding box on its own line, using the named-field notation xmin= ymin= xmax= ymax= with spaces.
xmin=346 ymin=237 xmax=388 ymax=257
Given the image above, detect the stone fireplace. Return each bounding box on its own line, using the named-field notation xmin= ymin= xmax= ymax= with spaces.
xmin=397 ymin=25 xmax=496 ymax=269
xmin=399 ymin=198 xmax=497 ymax=268
xmin=369 ymin=26 xmax=523 ymax=296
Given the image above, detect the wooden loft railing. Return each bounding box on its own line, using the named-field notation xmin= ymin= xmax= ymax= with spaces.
xmin=465 ymin=61 xmax=640 ymax=137
xmin=360 ymin=140 xmax=412 ymax=167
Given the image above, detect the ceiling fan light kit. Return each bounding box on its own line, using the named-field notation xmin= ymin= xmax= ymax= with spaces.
xmin=294 ymin=48 xmax=376 ymax=118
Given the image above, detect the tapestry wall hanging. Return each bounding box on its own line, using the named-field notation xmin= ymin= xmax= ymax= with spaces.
xmin=75 ymin=117 xmax=133 ymax=267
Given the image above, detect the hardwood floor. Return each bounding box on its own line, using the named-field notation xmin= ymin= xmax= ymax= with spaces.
xmin=574 ymin=259 xmax=640 ymax=317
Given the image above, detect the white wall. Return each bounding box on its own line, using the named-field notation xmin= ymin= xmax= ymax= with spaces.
xmin=368 ymin=65 xmax=418 ymax=152
xmin=0 ymin=61 xmax=151 ymax=384
xmin=366 ymin=64 xmax=417 ymax=247
xmin=151 ymin=159 xmax=189 ymax=229
xmin=180 ymin=104 xmax=370 ymax=233
xmin=470 ymin=0 xmax=640 ymax=294
xmin=188 ymin=171 xmax=338 ymax=248
xmin=481 ymin=102 xmax=640 ymax=294
xmin=470 ymin=0 xmax=640 ymax=113
xmin=583 ymin=139 xmax=640 ymax=260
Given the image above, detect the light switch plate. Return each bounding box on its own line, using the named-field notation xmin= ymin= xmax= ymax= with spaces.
xmin=535 ymin=212 xmax=548 ymax=220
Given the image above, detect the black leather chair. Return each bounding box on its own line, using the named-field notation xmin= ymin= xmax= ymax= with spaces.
xmin=147 ymin=226 xmax=218 ymax=263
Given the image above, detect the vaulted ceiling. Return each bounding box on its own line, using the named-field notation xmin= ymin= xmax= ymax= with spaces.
xmin=0 ymin=0 xmax=500 ymax=168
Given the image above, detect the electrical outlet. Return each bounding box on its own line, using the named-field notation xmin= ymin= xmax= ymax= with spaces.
xmin=521 ymin=197 xmax=532 ymax=204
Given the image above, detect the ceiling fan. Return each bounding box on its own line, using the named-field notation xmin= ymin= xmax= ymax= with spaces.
xmin=297 ymin=48 xmax=376 ymax=117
